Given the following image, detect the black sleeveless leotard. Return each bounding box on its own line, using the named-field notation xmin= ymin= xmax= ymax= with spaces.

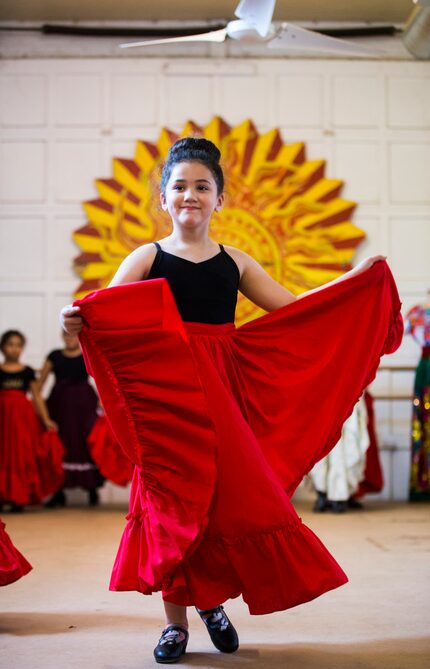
xmin=147 ymin=242 xmax=240 ymax=324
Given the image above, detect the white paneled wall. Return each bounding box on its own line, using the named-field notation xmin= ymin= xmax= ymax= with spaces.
xmin=1 ymin=57 xmax=430 ymax=502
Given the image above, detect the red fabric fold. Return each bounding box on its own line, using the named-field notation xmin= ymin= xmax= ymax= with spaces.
xmin=0 ymin=520 xmax=32 ymax=586
xmin=87 ymin=415 xmax=134 ymax=487
xmin=356 ymin=391 xmax=384 ymax=497
xmin=77 ymin=279 xmax=218 ymax=592
xmin=233 ymin=261 xmax=403 ymax=495
xmin=75 ymin=261 xmax=402 ymax=614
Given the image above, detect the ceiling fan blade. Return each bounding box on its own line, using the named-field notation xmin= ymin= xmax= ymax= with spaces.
xmin=120 ymin=27 xmax=227 ymax=49
xmin=268 ymin=23 xmax=384 ymax=57
xmin=235 ymin=0 xmax=276 ymax=37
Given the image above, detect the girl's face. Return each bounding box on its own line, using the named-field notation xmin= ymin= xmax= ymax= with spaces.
xmin=160 ymin=162 xmax=224 ymax=231
xmin=1 ymin=335 xmax=24 ymax=363
xmin=62 ymin=331 xmax=80 ymax=351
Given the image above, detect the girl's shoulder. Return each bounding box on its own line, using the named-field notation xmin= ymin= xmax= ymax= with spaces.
xmin=221 ymin=245 xmax=255 ymax=274
xmin=132 ymin=242 xmax=159 ymax=257
xmin=47 ymin=349 xmax=62 ymax=362
xmin=0 ymin=364 xmax=34 ymax=377
xmin=124 ymin=242 xmax=159 ymax=269
xmin=222 ymin=244 xmax=253 ymax=260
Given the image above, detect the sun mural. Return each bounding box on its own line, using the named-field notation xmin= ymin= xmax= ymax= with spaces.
xmin=73 ymin=117 xmax=365 ymax=325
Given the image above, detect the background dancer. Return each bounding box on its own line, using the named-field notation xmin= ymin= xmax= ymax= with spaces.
xmin=39 ymin=331 xmax=104 ymax=507
xmin=310 ymin=393 xmax=381 ymax=513
xmin=0 ymin=330 xmax=63 ymax=512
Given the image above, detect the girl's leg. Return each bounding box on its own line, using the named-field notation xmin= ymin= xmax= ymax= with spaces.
xmin=163 ymin=601 xmax=188 ymax=629
xmin=154 ymin=602 xmax=189 ymax=663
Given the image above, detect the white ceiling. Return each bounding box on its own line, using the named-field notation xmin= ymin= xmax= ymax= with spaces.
xmin=0 ymin=0 xmax=414 ymax=24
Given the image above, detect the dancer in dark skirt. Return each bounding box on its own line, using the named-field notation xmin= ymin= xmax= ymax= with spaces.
xmin=39 ymin=331 xmax=104 ymax=507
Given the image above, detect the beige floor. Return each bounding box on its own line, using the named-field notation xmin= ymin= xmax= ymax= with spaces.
xmin=1 ymin=501 xmax=430 ymax=669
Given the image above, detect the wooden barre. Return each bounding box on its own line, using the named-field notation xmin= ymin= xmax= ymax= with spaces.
xmin=378 ymin=366 xmax=415 ymax=372
xmin=372 ymin=395 xmax=412 ymax=401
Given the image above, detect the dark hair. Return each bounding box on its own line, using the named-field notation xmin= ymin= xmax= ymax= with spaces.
xmin=0 ymin=329 xmax=26 ymax=349
xmin=160 ymin=137 xmax=224 ymax=195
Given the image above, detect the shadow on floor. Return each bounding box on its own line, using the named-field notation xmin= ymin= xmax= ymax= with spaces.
xmin=0 ymin=611 xmax=160 ymax=635
xmin=183 ymin=638 xmax=430 ymax=669
xmin=2 ymin=615 xmax=429 ymax=669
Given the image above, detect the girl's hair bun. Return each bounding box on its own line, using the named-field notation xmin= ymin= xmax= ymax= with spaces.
xmin=169 ymin=137 xmax=221 ymax=164
xmin=161 ymin=136 xmax=224 ymax=194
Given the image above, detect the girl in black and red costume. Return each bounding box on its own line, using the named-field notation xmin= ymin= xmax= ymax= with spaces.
xmin=61 ymin=138 xmax=403 ymax=664
xmin=39 ymin=331 xmax=104 ymax=508
xmin=0 ymin=330 xmax=63 ymax=512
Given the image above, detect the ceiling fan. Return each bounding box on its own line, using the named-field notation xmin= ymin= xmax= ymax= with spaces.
xmin=119 ymin=0 xmax=383 ymax=57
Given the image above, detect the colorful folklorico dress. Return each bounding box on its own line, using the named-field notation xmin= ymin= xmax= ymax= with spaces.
xmin=74 ymin=246 xmax=402 ymax=615
xmin=0 ymin=366 xmax=64 ymax=506
xmin=0 ymin=519 xmax=32 ymax=586
xmin=405 ymin=305 xmax=430 ymax=500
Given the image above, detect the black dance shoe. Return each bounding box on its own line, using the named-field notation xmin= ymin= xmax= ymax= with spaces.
xmin=153 ymin=625 xmax=189 ymax=664
xmin=44 ymin=489 xmax=66 ymax=508
xmin=331 ymin=500 xmax=347 ymax=513
xmin=348 ymin=496 xmax=364 ymax=510
xmin=9 ymin=504 xmax=24 ymax=513
xmin=196 ymin=605 xmax=239 ymax=653
xmin=313 ymin=491 xmax=329 ymax=512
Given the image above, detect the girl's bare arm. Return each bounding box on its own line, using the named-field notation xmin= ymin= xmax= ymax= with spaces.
xmin=61 ymin=245 xmax=157 ymax=334
xmin=37 ymin=359 xmax=53 ymax=391
xmin=227 ymin=247 xmax=386 ymax=312
xmin=30 ymin=379 xmax=57 ymax=431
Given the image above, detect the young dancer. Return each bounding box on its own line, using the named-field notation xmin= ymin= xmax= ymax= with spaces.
xmin=0 ymin=330 xmax=63 ymax=511
xmin=311 ymin=394 xmax=369 ymax=513
xmin=312 ymin=391 xmax=384 ymax=513
xmin=61 ymin=138 xmax=403 ymax=663
xmin=39 ymin=331 xmax=104 ymax=507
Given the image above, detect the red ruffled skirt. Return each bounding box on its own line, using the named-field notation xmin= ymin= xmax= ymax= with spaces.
xmin=75 ymin=261 xmax=403 ymax=614
xmin=0 ymin=390 xmax=65 ymax=505
xmin=87 ymin=415 xmax=134 ymax=487
xmin=0 ymin=519 xmax=32 ymax=586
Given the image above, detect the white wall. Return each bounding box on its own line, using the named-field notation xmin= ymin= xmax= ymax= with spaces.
xmin=1 ymin=56 xmax=430 ymax=501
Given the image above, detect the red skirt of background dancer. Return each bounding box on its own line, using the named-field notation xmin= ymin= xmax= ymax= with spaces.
xmin=0 ymin=391 xmax=65 ymax=505
xmin=0 ymin=519 xmax=32 ymax=586
xmin=356 ymin=392 xmax=384 ymax=497
xmin=75 ymin=261 xmax=403 ymax=615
